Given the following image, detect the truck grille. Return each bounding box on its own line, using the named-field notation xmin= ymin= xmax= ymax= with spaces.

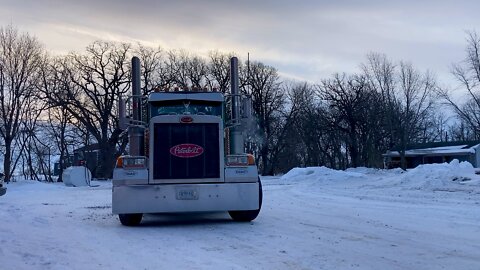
xmin=153 ymin=123 xmax=220 ymax=180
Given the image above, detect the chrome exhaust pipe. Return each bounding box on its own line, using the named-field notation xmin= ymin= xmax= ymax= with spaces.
xmin=230 ymin=57 xmax=244 ymax=154
xmin=129 ymin=56 xmax=144 ymax=156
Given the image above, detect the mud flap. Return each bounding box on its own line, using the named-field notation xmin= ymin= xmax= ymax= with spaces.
xmin=0 ymin=187 xmax=6 ymax=196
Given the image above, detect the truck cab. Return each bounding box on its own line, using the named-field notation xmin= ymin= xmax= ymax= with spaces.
xmin=112 ymin=57 xmax=262 ymax=226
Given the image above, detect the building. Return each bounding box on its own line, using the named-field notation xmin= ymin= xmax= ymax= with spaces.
xmin=53 ymin=143 xmax=100 ymax=177
xmin=383 ymin=141 xmax=480 ymax=169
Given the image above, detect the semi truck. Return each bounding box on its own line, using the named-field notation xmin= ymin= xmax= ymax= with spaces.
xmin=112 ymin=56 xmax=262 ymax=226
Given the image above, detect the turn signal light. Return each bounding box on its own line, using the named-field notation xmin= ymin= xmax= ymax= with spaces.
xmin=226 ymin=154 xmax=255 ymax=166
xmin=116 ymin=156 xmax=147 ymax=169
xmin=247 ymin=154 xmax=255 ymax=165
xmin=116 ymin=156 xmax=123 ymax=168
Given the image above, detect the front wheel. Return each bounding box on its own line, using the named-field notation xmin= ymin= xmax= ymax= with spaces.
xmin=119 ymin=213 xmax=143 ymax=226
xmin=229 ymin=179 xmax=263 ymax=222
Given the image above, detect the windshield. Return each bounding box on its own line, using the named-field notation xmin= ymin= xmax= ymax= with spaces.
xmin=150 ymin=100 xmax=223 ymax=118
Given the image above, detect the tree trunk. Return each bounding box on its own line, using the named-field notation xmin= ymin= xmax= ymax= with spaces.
xmin=4 ymin=139 xmax=12 ymax=183
xmin=96 ymin=143 xmax=117 ymax=179
xmin=400 ymin=131 xmax=408 ymax=170
xmin=58 ymin=151 xmax=64 ymax=182
xmin=260 ymin=146 xmax=270 ymax=176
xmin=57 ymin=133 xmax=67 ymax=182
xmin=349 ymin=136 xmax=359 ymax=167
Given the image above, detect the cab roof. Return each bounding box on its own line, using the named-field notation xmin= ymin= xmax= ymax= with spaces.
xmin=148 ymin=92 xmax=224 ymax=102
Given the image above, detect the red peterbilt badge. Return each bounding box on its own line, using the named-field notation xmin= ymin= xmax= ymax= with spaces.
xmin=180 ymin=116 xmax=193 ymax=123
xmin=170 ymin=144 xmax=204 ymax=158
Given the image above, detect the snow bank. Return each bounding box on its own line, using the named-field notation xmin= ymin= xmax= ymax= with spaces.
xmin=280 ymin=166 xmax=365 ymax=183
xmin=398 ymin=160 xmax=480 ymax=192
xmin=281 ymin=160 xmax=479 ymax=194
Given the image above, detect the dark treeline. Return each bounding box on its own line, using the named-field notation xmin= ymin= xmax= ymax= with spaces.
xmin=1 ymin=25 xmax=480 ymax=181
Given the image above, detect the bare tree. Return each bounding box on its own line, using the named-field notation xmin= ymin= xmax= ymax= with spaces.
xmin=440 ymin=31 xmax=480 ymax=139
xmin=318 ymin=74 xmax=373 ymax=167
xmin=207 ymin=51 xmax=234 ymax=93
xmin=19 ymin=120 xmax=54 ymax=182
xmin=448 ymin=120 xmax=475 ymax=141
xmin=395 ymin=62 xmax=436 ymax=168
xmin=18 ymin=99 xmax=48 ymax=181
xmin=361 ymin=53 xmax=436 ymax=169
xmin=277 ymin=82 xmax=319 ymax=170
xmin=135 ymin=44 xmax=172 ymax=95
xmin=46 ymin=105 xmax=74 ymax=181
xmin=187 ymin=55 xmax=208 ymax=89
xmin=0 ymin=25 xmax=45 ymax=182
xmin=167 ymin=50 xmax=191 ymax=89
xmin=362 ymin=53 xmax=398 ymax=148
xmin=242 ymin=61 xmax=286 ymax=175
xmin=44 ymin=41 xmax=131 ymax=178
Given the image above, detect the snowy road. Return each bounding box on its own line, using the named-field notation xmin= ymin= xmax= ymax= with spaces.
xmin=1 ymin=163 xmax=480 ymax=269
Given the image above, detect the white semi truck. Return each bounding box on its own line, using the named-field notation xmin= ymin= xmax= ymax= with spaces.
xmin=112 ymin=57 xmax=262 ymax=226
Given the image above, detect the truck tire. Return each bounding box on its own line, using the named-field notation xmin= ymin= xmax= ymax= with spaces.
xmin=229 ymin=178 xmax=263 ymax=222
xmin=119 ymin=213 xmax=143 ymax=226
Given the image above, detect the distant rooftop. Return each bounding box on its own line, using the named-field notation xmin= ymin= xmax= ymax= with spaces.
xmin=390 ymin=141 xmax=480 ymax=151
xmin=385 ymin=141 xmax=480 ymax=157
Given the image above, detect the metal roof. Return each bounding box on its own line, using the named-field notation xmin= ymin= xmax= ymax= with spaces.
xmin=389 ymin=140 xmax=480 ymax=151
xmin=384 ymin=141 xmax=480 ymax=157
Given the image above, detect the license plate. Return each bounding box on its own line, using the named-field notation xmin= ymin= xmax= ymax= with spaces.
xmin=176 ymin=189 xmax=199 ymax=200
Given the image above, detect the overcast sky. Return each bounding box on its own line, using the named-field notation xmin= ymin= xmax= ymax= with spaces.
xmin=0 ymin=0 xmax=478 ymax=87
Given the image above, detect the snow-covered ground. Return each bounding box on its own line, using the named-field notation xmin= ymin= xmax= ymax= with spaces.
xmin=1 ymin=160 xmax=479 ymax=270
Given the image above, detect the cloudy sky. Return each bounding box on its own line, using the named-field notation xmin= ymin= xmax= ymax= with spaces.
xmin=0 ymin=0 xmax=478 ymax=86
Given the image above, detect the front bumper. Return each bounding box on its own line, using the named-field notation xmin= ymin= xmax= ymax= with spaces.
xmin=112 ymin=182 xmax=260 ymax=214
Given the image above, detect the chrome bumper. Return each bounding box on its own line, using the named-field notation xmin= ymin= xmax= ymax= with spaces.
xmin=112 ymin=182 xmax=260 ymax=214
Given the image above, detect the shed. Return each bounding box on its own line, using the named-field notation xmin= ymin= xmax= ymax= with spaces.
xmin=73 ymin=143 xmax=100 ymax=177
xmin=53 ymin=144 xmax=100 ymax=176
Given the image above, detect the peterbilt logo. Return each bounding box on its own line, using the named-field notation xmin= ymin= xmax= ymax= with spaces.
xmin=170 ymin=144 xmax=204 ymax=158
xmin=180 ymin=116 xmax=193 ymax=123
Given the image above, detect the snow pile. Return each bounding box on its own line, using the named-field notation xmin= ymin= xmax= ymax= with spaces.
xmin=280 ymin=166 xmax=365 ymax=183
xmin=281 ymin=160 xmax=479 ymax=194
xmin=398 ymin=159 xmax=480 ymax=192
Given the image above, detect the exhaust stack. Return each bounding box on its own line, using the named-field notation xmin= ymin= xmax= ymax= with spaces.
xmin=230 ymin=57 xmax=244 ymax=154
xmin=129 ymin=56 xmax=144 ymax=156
